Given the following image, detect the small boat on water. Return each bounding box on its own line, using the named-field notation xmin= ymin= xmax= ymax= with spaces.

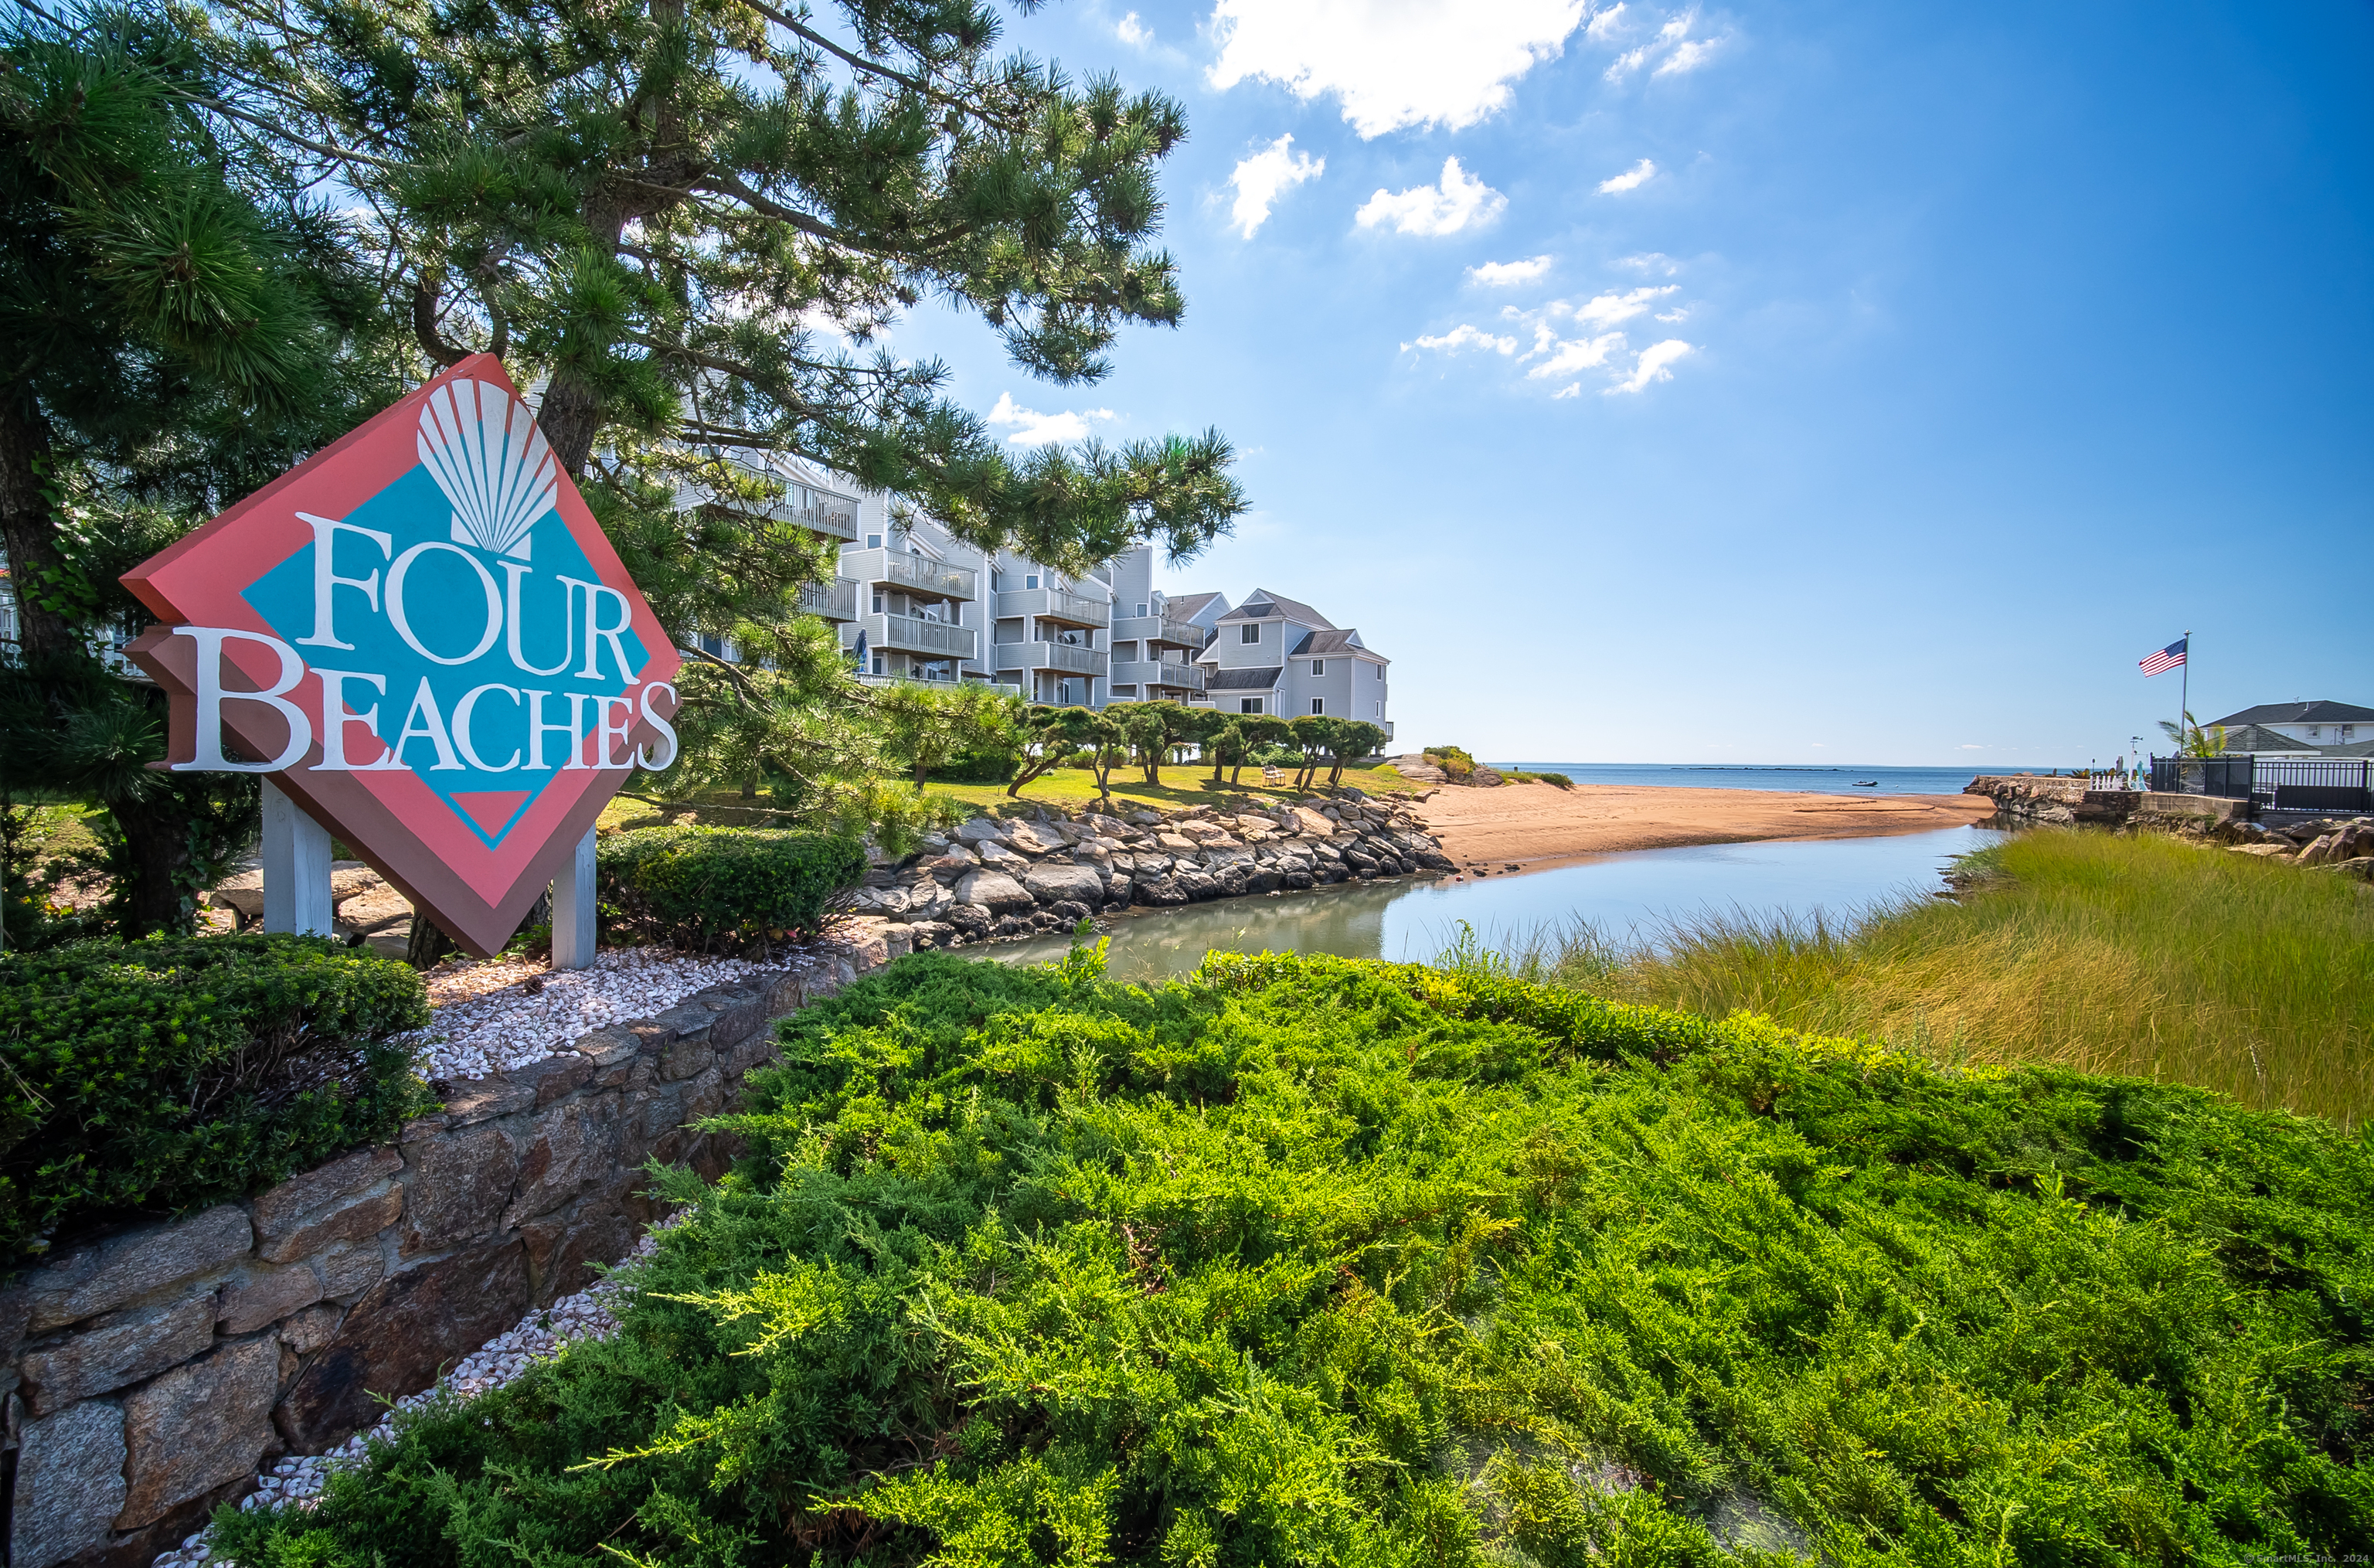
xmin=1852 ymin=780 xmax=1879 ymax=787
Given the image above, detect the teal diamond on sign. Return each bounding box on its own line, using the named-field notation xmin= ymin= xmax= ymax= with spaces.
xmin=243 ymin=465 xmax=649 ymax=850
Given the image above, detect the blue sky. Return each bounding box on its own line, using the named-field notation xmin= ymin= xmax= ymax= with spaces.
xmin=892 ymin=1 xmax=2373 ymax=766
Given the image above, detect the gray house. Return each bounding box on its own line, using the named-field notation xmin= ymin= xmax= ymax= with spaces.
xmin=1193 ymin=590 xmax=1392 ymax=740
xmin=2207 ymin=701 xmax=2374 ymax=757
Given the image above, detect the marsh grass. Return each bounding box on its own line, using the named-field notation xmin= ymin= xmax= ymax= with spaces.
xmin=1487 ymin=830 xmax=2374 ymax=1126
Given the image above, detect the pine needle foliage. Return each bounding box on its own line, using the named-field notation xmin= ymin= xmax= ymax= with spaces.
xmin=175 ymin=0 xmax=1248 ymax=825
xmin=215 ymin=952 xmax=2374 ymax=1566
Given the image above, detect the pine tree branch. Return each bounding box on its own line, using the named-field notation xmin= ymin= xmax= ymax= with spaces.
xmin=165 ymin=87 xmax=413 ymax=172
xmin=732 ymin=0 xmax=1027 ymax=133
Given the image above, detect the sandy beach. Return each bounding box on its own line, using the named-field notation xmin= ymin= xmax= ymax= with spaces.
xmin=1414 ymin=781 xmax=1997 ymax=869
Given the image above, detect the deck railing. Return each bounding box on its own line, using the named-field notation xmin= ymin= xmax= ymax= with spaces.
xmin=2149 ymin=753 xmax=2374 ymax=813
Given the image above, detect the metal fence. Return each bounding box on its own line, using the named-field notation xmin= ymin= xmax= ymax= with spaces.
xmin=2150 ymin=754 xmax=2372 ymax=813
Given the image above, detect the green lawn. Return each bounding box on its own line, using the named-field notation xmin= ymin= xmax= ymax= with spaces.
xmin=214 ymin=951 xmax=2374 ymax=1566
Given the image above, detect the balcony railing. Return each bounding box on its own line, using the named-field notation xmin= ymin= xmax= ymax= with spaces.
xmin=869 ymin=612 xmax=978 ymax=660
xmin=857 ymin=672 xmax=1021 ymax=695
xmin=1113 ymin=614 xmax=1204 ymax=651
xmin=995 ymin=586 xmax=1110 ymax=628
xmin=798 ymin=577 xmax=859 ymax=621
xmin=1110 ymin=659 xmax=1203 ymax=692
xmin=992 ymin=639 xmax=1104 ymax=676
xmin=841 ymin=548 xmax=975 ymax=601
xmin=782 ymin=502 xmax=859 ymax=540
xmin=679 ymin=464 xmax=862 ymax=540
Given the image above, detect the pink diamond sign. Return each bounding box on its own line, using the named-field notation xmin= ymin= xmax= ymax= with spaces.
xmin=121 ymin=355 xmax=682 ymax=956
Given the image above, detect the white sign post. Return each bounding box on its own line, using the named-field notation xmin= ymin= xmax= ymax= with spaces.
xmin=550 ymin=828 xmax=597 ymax=970
xmin=260 ymin=778 xmax=335 ymax=937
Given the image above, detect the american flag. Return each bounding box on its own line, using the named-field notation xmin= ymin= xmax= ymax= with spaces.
xmin=2138 ymin=637 xmax=2187 ymax=677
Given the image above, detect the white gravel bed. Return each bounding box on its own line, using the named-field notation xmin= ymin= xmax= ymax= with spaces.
xmin=151 ymin=1236 xmax=662 ymax=1568
xmin=401 ymin=947 xmax=766 ymax=1080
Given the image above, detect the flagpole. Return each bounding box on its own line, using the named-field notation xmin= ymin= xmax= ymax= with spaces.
xmin=2178 ymin=628 xmax=2191 ymax=755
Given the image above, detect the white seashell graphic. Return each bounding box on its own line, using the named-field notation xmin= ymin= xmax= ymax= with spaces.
xmin=416 ymin=379 xmax=558 ymax=561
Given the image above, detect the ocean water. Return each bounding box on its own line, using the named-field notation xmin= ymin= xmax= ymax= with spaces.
xmin=1493 ymin=763 xmax=2046 ymax=796
xmin=997 ymin=823 xmax=2007 ymax=985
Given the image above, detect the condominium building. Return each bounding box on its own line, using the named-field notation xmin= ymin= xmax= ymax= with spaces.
xmin=670 ymin=459 xmax=1388 ymax=737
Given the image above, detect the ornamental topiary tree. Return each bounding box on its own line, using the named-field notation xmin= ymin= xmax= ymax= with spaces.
xmin=1286 ymin=714 xmax=1336 ymax=792
xmin=1327 ymin=719 xmax=1389 ymax=787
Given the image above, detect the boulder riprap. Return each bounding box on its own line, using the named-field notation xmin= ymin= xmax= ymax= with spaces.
xmin=845 ymin=794 xmax=1456 ymax=946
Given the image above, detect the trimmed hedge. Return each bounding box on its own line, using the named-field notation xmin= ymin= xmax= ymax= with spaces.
xmin=0 ymin=934 xmax=433 ymax=1260
xmin=596 ymin=826 xmax=866 ymax=954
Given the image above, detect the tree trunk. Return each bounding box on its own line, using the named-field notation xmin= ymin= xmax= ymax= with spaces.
xmin=407 ymin=913 xmax=457 ymax=968
xmin=0 ymin=396 xmax=75 ymax=663
xmin=536 ymin=363 xmax=608 ymax=480
xmin=107 ymin=795 xmax=199 ymax=937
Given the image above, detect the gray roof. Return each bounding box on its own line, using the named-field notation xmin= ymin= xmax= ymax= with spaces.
xmin=1166 ymin=591 xmax=1226 ymax=621
xmin=1288 ymin=628 xmax=1383 ymax=659
xmin=1216 ymin=590 xmax=1335 ymax=630
xmin=2209 ymin=699 xmax=2374 ymax=726
xmin=2217 ymin=723 xmax=2325 ymax=754
xmin=1206 ymin=666 xmax=1282 ymax=691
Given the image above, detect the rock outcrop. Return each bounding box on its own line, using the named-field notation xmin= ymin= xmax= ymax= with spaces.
xmin=846 ymin=792 xmax=1455 ymax=945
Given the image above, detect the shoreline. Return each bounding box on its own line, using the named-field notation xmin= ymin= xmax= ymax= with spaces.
xmin=1413 ymin=781 xmax=1997 ymax=870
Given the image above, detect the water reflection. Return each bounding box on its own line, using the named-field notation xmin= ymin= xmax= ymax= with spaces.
xmin=995 ymin=824 xmax=2006 ymax=985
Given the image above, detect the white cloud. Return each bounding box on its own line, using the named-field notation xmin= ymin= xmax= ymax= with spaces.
xmin=1207 ymin=0 xmax=1590 ymax=138
xmin=1406 ymin=324 xmax=1519 ymax=355
xmin=1655 ymin=34 xmax=1721 ymax=73
xmin=1959 ymin=744 xmax=1986 ymax=750
xmin=1574 ymin=284 xmax=1678 ymax=326
xmin=1585 ymin=2 xmax=1627 ymax=40
xmin=1552 ymin=382 xmax=1583 ymax=398
xmin=1615 ymin=251 xmax=1678 ymax=274
xmin=1527 ymin=332 xmax=1624 ymax=378
xmin=1607 ymin=338 xmax=1692 ymax=393
xmin=1227 ymin=135 xmax=1325 ymax=238
xmin=1116 ymin=11 xmax=1151 ymax=47
xmin=1655 ymin=307 xmax=1689 ymax=322
xmin=1604 ymin=12 xmax=1723 ymax=81
xmin=1468 ymin=254 xmax=1554 ymax=287
xmin=1356 ymin=157 xmax=1507 ymax=236
xmin=1597 ymin=158 xmax=1658 ymax=194
xmin=985 ymin=392 xmax=1117 ymax=444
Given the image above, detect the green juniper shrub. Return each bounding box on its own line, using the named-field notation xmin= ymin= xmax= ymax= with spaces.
xmin=597 ymin=827 xmax=866 ymax=955
xmin=1502 ymin=770 xmax=1573 ymax=790
xmin=0 ymin=934 xmax=432 ymax=1260
xmin=213 ymin=952 xmax=2374 ymax=1567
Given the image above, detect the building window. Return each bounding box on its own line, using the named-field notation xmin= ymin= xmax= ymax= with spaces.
xmin=1240 ymin=622 xmax=1260 ymax=644
xmin=1310 ymin=698 xmax=1324 ymax=715
xmin=1137 ymin=602 xmax=1149 ymax=617
xmin=872 ymin=592 xmax=884 ymax=614
xmin=1025 ymin=573 xmax=1039 ymax=590
xmin=1240 ymin=698 xmax=1264 ymax=715
xmin=871 ymin=654 xmax=885 ymax=675
xmin=1311 ymin=659 xmax=1325 ymax=675
xmin=866 ymin=533 xmax=881 ymax=549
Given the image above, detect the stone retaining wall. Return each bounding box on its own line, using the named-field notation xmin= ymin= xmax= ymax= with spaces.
xmin=1965 ymin=776 xmax=2265 ymax=834
xmin=2 ymin=928 xmax=912 ymax=1568
xmin=852 ymin=793 xmax=1456 ymax=946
